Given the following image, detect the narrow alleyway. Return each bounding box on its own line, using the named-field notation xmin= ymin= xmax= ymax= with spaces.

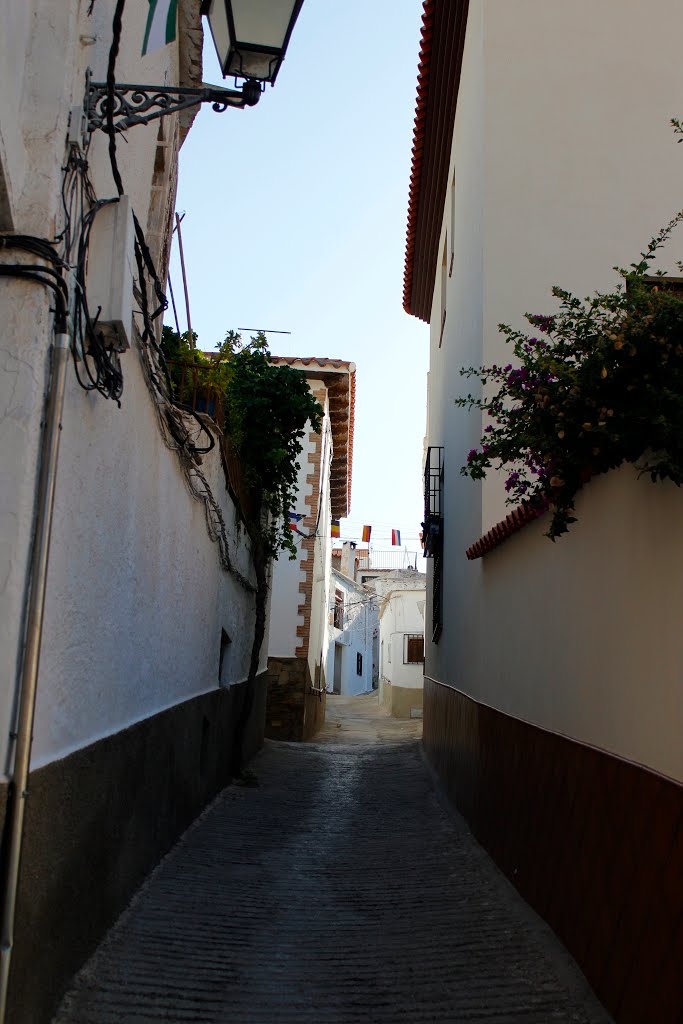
xmin=54 ymin=701 xmax=610 ymax=1024
xmin=317 ymin=691 xmax=422 ymax=745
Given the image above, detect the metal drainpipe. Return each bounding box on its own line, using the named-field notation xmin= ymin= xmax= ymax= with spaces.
xmin=0 ymin=331 xmax=70 ymax=1023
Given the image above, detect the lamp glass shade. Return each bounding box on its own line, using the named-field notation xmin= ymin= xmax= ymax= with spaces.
xmin=205 ymin=0 xmax=303 ymax=85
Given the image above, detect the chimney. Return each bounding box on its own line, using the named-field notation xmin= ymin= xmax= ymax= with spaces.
xmin=340 ymin=541 xmax=356 ymax=580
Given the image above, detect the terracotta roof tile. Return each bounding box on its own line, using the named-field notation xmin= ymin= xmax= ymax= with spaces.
xmin=270 ymin=356 xmax=355 ymax=518
xmin=403 ymin=0 xmax=470 ymax=322
xmin=465 ymin=502 xmax=546 ymax=560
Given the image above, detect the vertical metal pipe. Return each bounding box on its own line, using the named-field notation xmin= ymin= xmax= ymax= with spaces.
xmin=175 ymin=212 xmax=193 ymax=346
xmin=0 ymin=333 xmax=70 ymax=1024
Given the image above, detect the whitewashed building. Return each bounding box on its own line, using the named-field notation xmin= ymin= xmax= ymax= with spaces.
xmin=266 ymin=358 xmax=356 ymax=740
xmin=403 ymin=1 xmax=683 ymax=1019
xmin=327 ymin=564 xmax=377 ymax=697
xmin=0 ymin=3 xmax=282 ymax=1019
xmin=372 ymin=571 xmax=425 ymax=719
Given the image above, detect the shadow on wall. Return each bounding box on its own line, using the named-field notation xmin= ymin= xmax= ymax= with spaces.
xmin=3 ymin=674 xmax=268 ymax=1024
xmin=423 ymin=678 xmax=683 ymax=1024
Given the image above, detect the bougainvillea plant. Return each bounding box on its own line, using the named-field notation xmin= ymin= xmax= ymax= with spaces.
xmin=457 ymin=209 xmax=683 ymax=539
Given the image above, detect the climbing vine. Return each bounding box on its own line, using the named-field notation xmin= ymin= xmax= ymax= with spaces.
xmin=160 ymin=327 xmax=322 ymax=712
xmin=161 ymin=327 xmax=322 ymax=559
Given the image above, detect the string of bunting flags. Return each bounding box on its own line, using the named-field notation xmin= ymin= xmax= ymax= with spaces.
xmin=287 ymin=511 xmax=307 ymax=537
xmin=331 ymin=521 xmax=404 ymax=546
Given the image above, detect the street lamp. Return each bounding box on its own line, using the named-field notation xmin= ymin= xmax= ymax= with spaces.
xmin=202 ymin=0 xmax=304 ymax=86
xmin=84 ymin=0 xmax=304 ymax=134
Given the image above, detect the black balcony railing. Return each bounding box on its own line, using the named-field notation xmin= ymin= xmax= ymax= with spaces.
xmin=423 ymin=446 xmax=444 ymax=642
xmin=423 ymin=446 xmax=443 ymax=559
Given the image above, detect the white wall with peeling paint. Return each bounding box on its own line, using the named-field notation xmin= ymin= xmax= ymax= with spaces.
xmin=0 ymin=0 xmax=259 ymax=775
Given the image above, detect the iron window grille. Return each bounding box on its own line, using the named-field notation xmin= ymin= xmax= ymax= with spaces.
xmin=423 ymin=446 xmax=444 ymax=642
xmin=423 ymin=446 xmax=443 ymax=557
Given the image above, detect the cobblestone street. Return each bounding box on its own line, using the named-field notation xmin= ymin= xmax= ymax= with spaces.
xmin=54 ymin=699 xmax=610 ymax=1023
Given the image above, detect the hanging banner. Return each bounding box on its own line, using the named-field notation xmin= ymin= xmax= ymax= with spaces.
xmin=142 ymin=0 xmax=178 ymax=56
xmin=391 ymin=529 xmax=401 ymax=546
xmin=362 ymin=525 xmax=372 ymax=543
xmin=331 ymin=519 xmax=340 ymax=538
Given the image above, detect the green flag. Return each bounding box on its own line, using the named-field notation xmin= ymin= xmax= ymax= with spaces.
xmin=142 ymin=0 xmax=178 ymax=56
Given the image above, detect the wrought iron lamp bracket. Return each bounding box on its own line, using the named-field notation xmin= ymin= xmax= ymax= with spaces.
xmin=83 ymin=68 xmax=259 ymax=134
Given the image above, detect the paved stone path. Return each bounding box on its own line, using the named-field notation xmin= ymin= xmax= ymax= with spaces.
xmin=54 ymin=732 xmax=611 ymax=1022
xmin=317 ymin=691 xmax=423 ymax=745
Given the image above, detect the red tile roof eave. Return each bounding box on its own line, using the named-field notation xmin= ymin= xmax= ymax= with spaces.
xmin=270 ymin=356 xmax=355 ymax=519
xmin=403 ymin=0 xmax=470 ymax=323
xmin=465 ymin=502 xmax=547 ymax=560
xmin=403 ymin=0 xmax=435 ymax=321
xmin=347 ymin=369 xmax=356 ymax=515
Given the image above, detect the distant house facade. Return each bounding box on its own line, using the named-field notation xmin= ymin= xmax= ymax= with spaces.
xmin=372 ymin=571 xmax=425 ymax=719
xmin=266 ymin=359 xmax=356 ymax=740
xmin=327 ymin=561 xmax=377 ymax=697
xmin=404 ymin=1 xmax=683 ymax=1020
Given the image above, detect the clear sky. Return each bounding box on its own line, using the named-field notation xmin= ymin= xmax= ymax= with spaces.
xmin=167 ymin=0 xmax=429 ymax=556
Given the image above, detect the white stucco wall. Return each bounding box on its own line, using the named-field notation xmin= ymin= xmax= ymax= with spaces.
xmin=473 ymin=467 xmax=683 ymax=782
xmin=378 ymin=589 xmax=425 ymax=691
xmin=32 ymin=335 xmax=257 ymax=769
xmin=307 ymin=403 xmax=334 ymax=686
xmin=267 ymin=427 xmax=314 ymax=658
xmin=327 ymin=570 xmax=375 ymax=695
xmin=1 ymin=0 xmax=260 ymax=774
xmin=423 ymin=0 xmax=683 ymax=781
xmin=267 ymin=385 xmax=333 ymax=673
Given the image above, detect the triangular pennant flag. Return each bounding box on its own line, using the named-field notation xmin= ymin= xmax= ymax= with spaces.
xmin=362 ymin=525 xmax=372 ymax=543
xmin=286 ymin=512 xmax=305 ymax=536
xmin=331 ymin=520 xmax=340 ymax=538
xmin=142 ymin=0 xmax=178 ymax=56
xmin=391 ymin=529 xmax=401 ymax=546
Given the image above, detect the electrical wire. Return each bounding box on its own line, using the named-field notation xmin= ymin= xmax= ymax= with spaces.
xmin=0 ymin=266 xmax=68 ymax=331
xmin=53 ymin=0 xmax=250 ymax=588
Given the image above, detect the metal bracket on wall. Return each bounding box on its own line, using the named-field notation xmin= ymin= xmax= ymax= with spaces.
xmin=83 ymin=68 xmax=259 ymax=134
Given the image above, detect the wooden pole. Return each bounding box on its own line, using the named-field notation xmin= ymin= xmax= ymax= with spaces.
xmin=175 ymin=212 xmax=193 ymax=347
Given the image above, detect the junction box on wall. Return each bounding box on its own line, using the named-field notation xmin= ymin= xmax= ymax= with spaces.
xmin=85 ymin=194 xmax=135 ymax=352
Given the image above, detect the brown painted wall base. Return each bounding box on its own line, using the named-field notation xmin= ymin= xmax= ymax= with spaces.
xmin=1 ymin=673 xmax=267 ymax=1024
xmin=381 ymin=681 xmax=423 ymax=719
xmin=423 ymin=676 xmax=683 ymax=1024
xmin=265 ymin=657 xmax=326 ymax=742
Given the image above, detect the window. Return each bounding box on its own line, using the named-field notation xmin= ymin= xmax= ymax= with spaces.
xmin=404 ymin=634 xmax=425 ymax=664
xmin=356 ymin=653 xmax=363 ymax=676
xmin=333 ymin=589 xmax=344 ymax=630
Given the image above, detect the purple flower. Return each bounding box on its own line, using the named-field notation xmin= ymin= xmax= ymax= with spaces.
xmin=504 ymin=470 xmax=520 ymax=493
xmin=467 ymin=449 xmax=478 ymax=463
xmin=529 ymin=315 xmax=556 ymax=335
xmin=484 ymin=425 xmax=493 ymax=433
